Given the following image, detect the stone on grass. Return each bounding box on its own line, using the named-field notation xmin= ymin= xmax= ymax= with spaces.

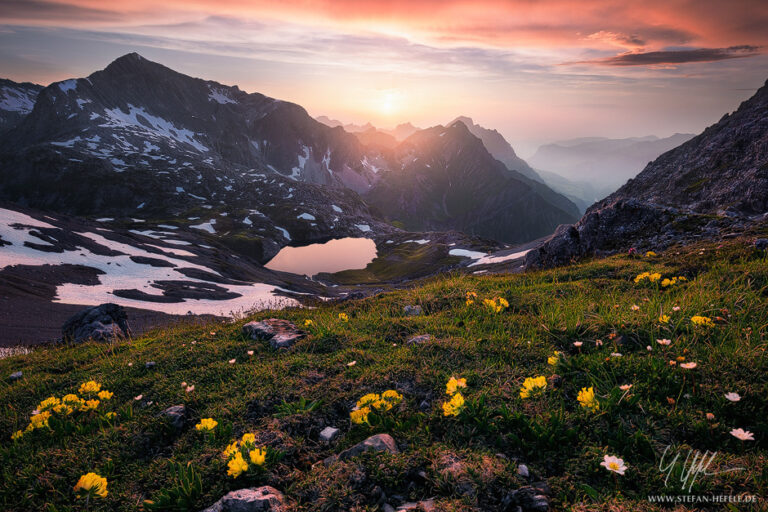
xmin=145 ymin=361 xmax=156 ymax=369
xmin=407 ymin=334 xmax=432 ymax=345
xmin=517 ymin=464 xmax=530 ymax=478
xmin=397 ymin=500 xmax=436 ymax=511
xmin=200 ymin=486 xmax=287 ymax=512
xmin=403 ymin=305 xmax=423 ymax=316
xmin=324 ymin=433 xmax=398 ymax=465
xmin=755 ymin=238 xmax=768 ymax=251
xmin=9 ymin=371 xmax=23 ymax=381
xmin=319 ymin=426 xmax=340 ymax=442
xmin=61 ymin=303 xmax=131 ymax=343
xmin=503 ymin=485 xmax=550 ymax=512
xmin=242 ymin=319 xmax=304 ymax=349
xmin=161 ymin=405 xmax=187 ymax=430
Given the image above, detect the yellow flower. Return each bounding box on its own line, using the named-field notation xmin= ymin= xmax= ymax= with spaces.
xmin=82 ymin=399 xmax=100 ymax=411
xmin=382 ymin=389 xmax=403 ymax=403
xmin=74 ymin=472 xmax=108 ymax=498
xmin=645 ymin=251 xmax=657 ymax=257
xmin=659 ymin=314 xmax=670 ymax=324
xmin=442 ymin=391 xmax=465 ymax=416
xmin=338 ymin=312 xmax=349 ymax=322
xmin=29 ymin=410 xmax=52 ymax=430
xmin=37 ymin=396 xmax=60 ymax=412
xmin=78 ymin=381 xmax=101 ymax=394
xmin=97 ymin=390 xmax=113 ymax=400
xmin=634 ymin=272 xmax=650 ymax=283
xmin=691 ymin=315 xmax=715 ymax=328
xmin=350 ymin=407 xmax=371 ymax=425
xmin=227 ymin=452 xmax=248 ymax=478
xmin=195 ymin=418 xmax=218 ymax=431
xmin=304 ymin=319 xmax=314 ymax=327
xmin=105 ymin=412 xmax=116 ymax=419
xmin=241 ymin=433 xmax=256 ymax=445
xmin=357 ymin=393 xmax=381 ymax=409
xmin=53 ymin=403 xmax=74 ymax=415
xmin=519 ymin=376 xmax=547 ymax=399
xmin=547 ymin=351 xmax=561 ymax=366
xmin=577 ymin=386 xmax=600 ymax=412
xmin=249 ymin=447 xmax=267 ymax=465
xmin=11 ymin=430 xmax=23 ymax=441
xmin=224 ymin=441 xmax=240 ymax=459
xmin=445 ymin=377 xmax=467 ymax=395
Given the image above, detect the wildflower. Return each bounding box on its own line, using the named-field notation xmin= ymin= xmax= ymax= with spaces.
xmin=134 ymin=394 xmax=143 ymax=401
xmin=381 ymin=389 xmax=404 ymax=408
xmin=186 ymin=385 xmax=195 ymax=393
xmin=465 ymin=291 xmax=477 ymax=305
xmin=610 ymin=352 xmax=622 ymax=358
xmin=74 ymin=472 xmax=108 ymax=499
xmin=573 ymin=341 xmax=583 ymax=347
xmin=82 ymin=399 xmax=100 ymax=411
xmin=669 ymin=360 xmax=677 ymax=366
xmin=547 ymin=351 xmax=561 ymax=365
xmin=519 ymin=376 xmax=547 ymax=399
xmin=691 ymin=315 xmax=715 ymax=328
xmin=350 ymin=407 xmax=371 ymax=424
xmin=645 ymin=251 xmax=657 ymax=257
xmin=29 ymin=411 xmax=51 ymax=430
xmin=630 ymin=304 xmax=640 ymax=311
xmin=338 ymin=313 xmax=349 ymax=322
xmin=181 ymin=382 xmax=187 ymax=388
xmin=79 ymin=381 xmax=101 ymax=394
xmin=724 ymin=392 xmax=741 ymax=402
xmin=706 ymin=413 xmax=715 ymax=421
xmin=730 ymin=428 xmax=755 ymax=441
xmin=228 ymin=358 xmax=236 ymax=364
xmin=656 ymin=338 xmax=671 ymax=346
xmin=227 ymin=452 xmax=248 ymax=478
xmin=680 ymin=362 xmax=698 ymax=369
xmin=446 ymin=377 xmax=467 ymax=395
xmin=247 ymin=350 xmax=254 ymax=356
xmin=97 ymin=390 xmax=113 ymax=400
xmin=577 ymin=387 xmax=600 ymax=412
xmin=672 ymin=306 xmax=681 ymax=311
xmin=347 ymin=360 xmax=356 ymax=366
xmin=249 ymin=447 xmax=267 ymax=465
xmin=357 ymin=393 xmax=381 ymax=408
xmin=304 ymin=319 xmax=314 ymax=327
xmin=37 ymin=396 xmax=61 ymax=412
xmin=195 ymin=418 xmax=218 ymax=431
xmin=442 ymin=392 xmax=465 ymax=416
xmin=646 ymin=345 xmax=652 ymax=351
xmin=676 ymin=356 xmax=686 ymax=362
xmin=105 ymin=412 xmax=116 ymax=420
xmin=600 ymin=455 xmax=627 ymax=475
xmin=11 ymin=430 xmax=23 ymax=441
xmin=223 ymin=442 xmax=239 ymax=458
xmin=619 ymin=384 xmax=633 ymax=391
xmin=659 ymin=314 xmax=670 ymax=323
xmin=595 ymin=339 xmax=603 ymax=346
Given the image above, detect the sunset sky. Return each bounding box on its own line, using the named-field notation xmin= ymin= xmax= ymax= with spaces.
xmin=2 ymin=0 xmax=767 ymax=155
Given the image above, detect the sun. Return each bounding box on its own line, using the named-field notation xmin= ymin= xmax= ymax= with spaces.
xmin=377 ymin=89 xmax=401 ymax=116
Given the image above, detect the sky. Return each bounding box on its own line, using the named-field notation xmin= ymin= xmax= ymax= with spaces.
xmin=1 ymin=0 xmax=767 ymax=156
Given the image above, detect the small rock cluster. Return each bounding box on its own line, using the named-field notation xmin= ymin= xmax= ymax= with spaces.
xmin=61 ymin=303 xmax=131 ymax=343
xmin=242 ymin=319 xmax=304 ymax=349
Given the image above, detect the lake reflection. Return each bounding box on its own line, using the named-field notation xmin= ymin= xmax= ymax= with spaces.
xmin=264 ymin=237 xmax=377 ymax=276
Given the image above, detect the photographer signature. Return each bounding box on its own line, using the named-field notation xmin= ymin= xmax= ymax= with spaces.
xmin=659 ymin=445 xmax=745 ymax=492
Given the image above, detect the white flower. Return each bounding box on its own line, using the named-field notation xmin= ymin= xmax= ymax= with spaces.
xmin=247 ymin=350 xmax=254 ymax=356
xmin=619 ymin=384 xmax=633 ymax=391
xmin=347 ymin=360 xmax=357 ymax=366
xmin=646 ymin=345 xmax=652 ymax=351
xmin=185 ymin=385 xmax=195 ymax=393
xmin=610 ymin=352 xmax=622 ymax=357
xmin=730 ymin=428 xmax=754 ymax=441
xmin=228 ymin=358 xmax=236 ymax=364
xmin=595 ymin=339 xmax=603 ymax=346
xmin=128 ymin=362 xmax=133 ymax=367
xmin=672 ymin=306 xmax=681 ymax=311
xmin=656 ymin=338 xmax=672 ymax=346
xmin=680 ymin=362 xmax=698 ymax=369
xmin=724 ymin=392 xmax=741 ymax=402
xmin=600 ymin=455 xmax=628 ymax=475
xmin=573 ymin=341 xmax=583 ymax=347
xmin=134 ymin=394 xmax=143 ymax=401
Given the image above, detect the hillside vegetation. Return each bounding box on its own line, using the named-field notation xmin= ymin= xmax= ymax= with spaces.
xmin=1 ymin=234 xmax=767 ymax=511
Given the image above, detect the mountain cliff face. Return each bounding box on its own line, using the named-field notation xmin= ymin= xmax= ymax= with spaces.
xmin=448 ymin=116 xmax=542 ymax=182
xmin=364 ymin=121 xmax=580 ymax=243
xmin=525 ymin=79 xmax=768 ymax=269
xmin=0 ymin=79 xmax=43 ymax=132
xmin=597 ymin=80 xmax=768 ymax=214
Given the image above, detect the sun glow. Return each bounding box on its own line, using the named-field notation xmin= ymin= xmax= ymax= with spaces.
xmin=377 ymin=89 xmax=402 ymax=116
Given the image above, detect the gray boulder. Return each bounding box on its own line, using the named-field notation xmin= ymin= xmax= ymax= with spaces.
xmin=242 ymin=319 xmax=304 ymax=349
xmin=319 ymin=426 xmax=340 ymax=442
xmin=403 ymin=305 xmax=423 ymax=316
xmin=324 ymin=433 xmax=398 ymax=465
xmin=161 ymin=405 xmax=187 ymax=430
xmin=61 ymin=303 xmax=131 ymax=343
xmin=200 ymin=487 xmax=287 ymax=512
xmin=9 ymin=371 xmax=23 ymax=381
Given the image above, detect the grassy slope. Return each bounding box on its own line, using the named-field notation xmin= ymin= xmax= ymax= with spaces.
xmin=1 ymin=237 xmax=767 ymax=511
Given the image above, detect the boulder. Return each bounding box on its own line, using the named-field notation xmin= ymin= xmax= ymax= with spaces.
xmin=502 ymin=483 xmax=551 ymax=512
xmin=161 ymin=405 xmax=187 ymax=430
xmin=200 ymin=487 xmax=287 ymax=512
xmin=755 ymin=238 xmax=768 ymax=252
xmin=319 ymin=426 xmax=340 ymax=442
xmin=9 ymin=371 xmax=23 ymax=381
xmin=242 ymin=319 xmax=304 ymax=349
xmin=403 ymin=305 xmax=423 ymax=316
xmin=324 ymin=433 xmax=398 ymax=465
xmin=61 ymin=303 xmax=131 ymax=343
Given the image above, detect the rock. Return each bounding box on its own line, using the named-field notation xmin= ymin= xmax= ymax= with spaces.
xmin=145 ymin=361 xmax=156 ymax=369
xmin=242 ymin=319 xmax=304 ymax=349
xmin=382 ymin=505 xmax=396 ymax=512
xmin=397 ymin=500 xmax=436 ymax=511
xmin=9 ymin=371 xmax=22 ymax=381
xmin=61 ymin=303 xmax=131 ymax=343
xmin=407 ymin=334 xmax=432 ymax=345
xmin=403 ymin=305 xmax=423 ymax=316
xmin=161 ymin=405 xmax=187 ymax=429
xmin=319 ymin=426 xmax=340 ymax=442
xmin=200 ymin=486 xmax=287 ymax=512
xmin=517 ymin=464 xmax=530 ymax=478
xmin=324 ymin=433 xmax=398 ymax=465
xmin=755 ymin=238 xmax=768 ymax=251
xmin=503 ymin=486 xmax=550 ymax=512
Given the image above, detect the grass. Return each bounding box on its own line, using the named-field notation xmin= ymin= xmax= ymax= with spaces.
xmin=1 ymin=236 xmax=767 ymax=511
